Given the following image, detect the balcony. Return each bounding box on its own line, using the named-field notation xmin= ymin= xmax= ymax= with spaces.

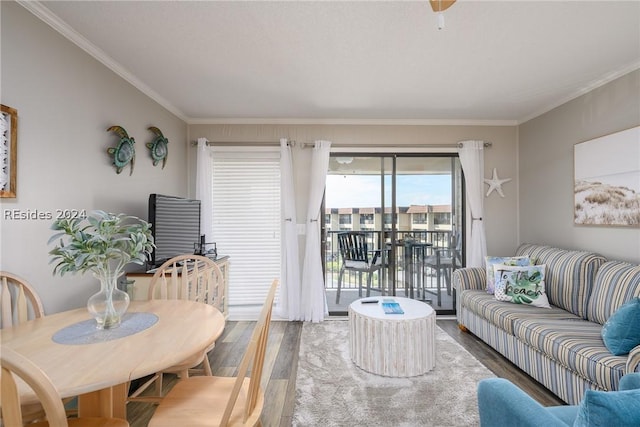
xmin=324 ymin=229 xmax=457 ymax=313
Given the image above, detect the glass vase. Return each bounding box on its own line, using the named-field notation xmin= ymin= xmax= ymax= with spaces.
xmin=87 ymin=270 xmax=130 ymax=329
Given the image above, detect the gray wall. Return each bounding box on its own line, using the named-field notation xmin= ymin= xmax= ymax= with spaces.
xmin=518 ymin=70 xmax=640 ymax=263
xmin=0 ymin=2 xmax=188 ymax=314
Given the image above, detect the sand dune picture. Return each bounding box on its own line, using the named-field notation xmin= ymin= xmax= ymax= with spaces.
xmin=574 ymin=126 xmax=640 ymax=227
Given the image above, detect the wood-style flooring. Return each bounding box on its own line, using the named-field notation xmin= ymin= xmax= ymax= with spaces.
xmin=127 ymin=319 xmax=564 ymax=427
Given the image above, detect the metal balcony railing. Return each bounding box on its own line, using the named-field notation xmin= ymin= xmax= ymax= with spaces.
xmin=323 ymin=229 xmax=453 ymax=292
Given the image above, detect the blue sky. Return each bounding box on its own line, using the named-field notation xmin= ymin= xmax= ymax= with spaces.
xmin=325 ymin=174 xmax=452 ymax=208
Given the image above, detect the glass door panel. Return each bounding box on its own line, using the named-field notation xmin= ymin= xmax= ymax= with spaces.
xmin=323 ymin=154 xmax=463 ymax=315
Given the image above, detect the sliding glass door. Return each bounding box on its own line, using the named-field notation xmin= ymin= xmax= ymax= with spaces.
xmin=323 ymin=153 xmax=463 ymax=315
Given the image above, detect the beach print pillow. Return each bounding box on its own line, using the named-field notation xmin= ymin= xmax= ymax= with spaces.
xmin=493 ymin=264 xmax=550 ymax=308
xmin=485 ymin=256 xmax=531 ymax=294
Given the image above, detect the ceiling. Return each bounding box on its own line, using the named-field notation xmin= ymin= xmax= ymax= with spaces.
xmin=28 ymin=1 xmax=640 ymax=124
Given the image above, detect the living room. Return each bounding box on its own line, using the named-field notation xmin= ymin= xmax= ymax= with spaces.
xmin=1 ymin=1 xmax=639 ymax=426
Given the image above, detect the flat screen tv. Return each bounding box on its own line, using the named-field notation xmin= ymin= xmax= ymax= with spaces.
xmin=148 ymin=194 xmax=201 ymax=267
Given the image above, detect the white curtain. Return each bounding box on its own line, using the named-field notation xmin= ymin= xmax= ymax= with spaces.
xmin=300 ymin=140 xmax=331 ymax=322
xmin=277 ymin=138 xmax=301 ymax=320
xmin=458 ymin=140 xmax=487 ymax=267
xmin=196 ymin=138 xmax=213 ymax=243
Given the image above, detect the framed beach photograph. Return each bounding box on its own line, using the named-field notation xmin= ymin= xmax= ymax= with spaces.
xmin=574 ymin=126 xmax=640 ymax=227
xmin=1 ymin=104 xmax=18 ymax=198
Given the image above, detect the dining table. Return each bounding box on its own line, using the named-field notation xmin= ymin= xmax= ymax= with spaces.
xmin=0 ymin=299 xmax=226 ymax=419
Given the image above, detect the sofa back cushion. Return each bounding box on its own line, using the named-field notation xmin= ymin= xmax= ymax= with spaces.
xmin=586 ymin=261 xmax=640 ymax=325
xmin=515 ymin=244 xmax=606 ymax=318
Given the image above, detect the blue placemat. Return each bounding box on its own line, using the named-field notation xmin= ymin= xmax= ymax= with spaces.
xmin=52 ymin=312 xmax=159 ymax=345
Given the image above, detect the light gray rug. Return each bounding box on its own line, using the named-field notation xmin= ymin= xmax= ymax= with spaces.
xmin=292 ymin=320 xmax=495 ymax=427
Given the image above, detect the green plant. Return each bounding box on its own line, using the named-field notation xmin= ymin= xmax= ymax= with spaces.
xmin=48 ymin=210 xmax=154 ymax=278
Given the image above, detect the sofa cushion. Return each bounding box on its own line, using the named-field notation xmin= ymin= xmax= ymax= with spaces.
xmin=513 ymin=317 xmax=627 ymax=392
xmin=460 ymin=289 xmax=578 ymax=335
xmin=601 ymin=297 xmax=640 ymax=356
xmin=573 ymin=388 xmax=640 ymax=427
xmin=586 ymin=261 xmax=640 ymax=325
xmin=494 ymin=264 xmax=550 ymax=308
xmin=485 ymin=255 xmax=531 ymax=294
xmin=515 ymin=244 xmax=606 ymax=318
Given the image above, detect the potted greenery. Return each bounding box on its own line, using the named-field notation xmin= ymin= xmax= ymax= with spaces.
xmin=49 ymin=210 xmax=154 ymax=329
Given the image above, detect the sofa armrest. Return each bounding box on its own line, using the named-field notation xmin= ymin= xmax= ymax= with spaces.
xmin=478 ymin=378 xmax=570 ymax=427
xmin=626 ymin=344 xmax=640 ymax=374
xmin=452 ymin=267 xmax=486 ymax=292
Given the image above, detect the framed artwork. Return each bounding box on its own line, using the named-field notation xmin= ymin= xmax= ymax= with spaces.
xmin=1 ymin=104 xmax=18 ymax=198
xmin=574 ymin=126 xmax=640 ymax=227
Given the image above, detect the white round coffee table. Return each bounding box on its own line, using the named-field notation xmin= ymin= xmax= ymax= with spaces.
xmin=348 ymin=297 xmax=435 ymax=377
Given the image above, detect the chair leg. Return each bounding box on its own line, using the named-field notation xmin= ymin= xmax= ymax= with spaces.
xmin=436 ymin=268 xmax=442 ymax=306
xmin=336 ymin=266 xmax=345 ymax=304
xmin=358 ymin=272 xmax=363 ymax=297
xmin=366 ymin=272 xmax=372 ymax=297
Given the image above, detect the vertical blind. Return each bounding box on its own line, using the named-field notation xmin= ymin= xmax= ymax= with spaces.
xmin=211 ymin=149 xmax=281 ymax=307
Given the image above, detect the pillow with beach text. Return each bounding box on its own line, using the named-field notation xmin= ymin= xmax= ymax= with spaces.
xmin=485 ymin=256 xmax=531 ymax=294
xmin=493 ymin=264 xmax=550 ymax=308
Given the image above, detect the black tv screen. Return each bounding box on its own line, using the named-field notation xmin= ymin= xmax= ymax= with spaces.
xmin=148 ymin=194 xmax=201 ymax=266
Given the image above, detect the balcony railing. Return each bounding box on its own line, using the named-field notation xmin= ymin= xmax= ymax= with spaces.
xmin=323 ymin=229 xmax=453 ymax=292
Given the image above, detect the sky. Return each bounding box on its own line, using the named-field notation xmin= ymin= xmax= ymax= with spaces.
xmin=325 ymin=174 xmax=452 ymax=208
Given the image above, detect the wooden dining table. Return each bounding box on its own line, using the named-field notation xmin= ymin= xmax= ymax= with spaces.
xmin=0 ymin=299 xmax=225 ymax=419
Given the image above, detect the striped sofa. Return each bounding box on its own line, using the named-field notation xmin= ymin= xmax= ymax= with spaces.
xmin=454 ymin=243 xmax=640 ymax=405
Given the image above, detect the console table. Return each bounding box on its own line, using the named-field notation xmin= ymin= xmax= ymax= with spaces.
xmin=126 ymin=255 xmax=229 ymax=318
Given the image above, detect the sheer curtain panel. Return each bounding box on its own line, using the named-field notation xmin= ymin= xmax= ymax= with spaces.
xmin=277 ymin=138 xmax=301 ymax=320
xmin=300 ymin=140 xmax=331 ymax=322
xmin=458 ymin=140 xmax=487 ymax=267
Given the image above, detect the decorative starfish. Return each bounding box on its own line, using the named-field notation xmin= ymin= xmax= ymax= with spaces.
xmin=484 ymin=168 xmax=512 ymax=197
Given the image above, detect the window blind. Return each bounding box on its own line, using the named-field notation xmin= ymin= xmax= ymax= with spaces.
xmin=211 ymin=149 xmax=281 ymax=307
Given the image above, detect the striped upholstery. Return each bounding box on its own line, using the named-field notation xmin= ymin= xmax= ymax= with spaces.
xmin=460 ymin=290 xmax=579 ymax=334
xmin=515 ymin=244 xmax=606 ymax=319
xmin=460 ymin=308 xmax=603 ymax=404
xmin=456 ymin=244 xmax=640 ymax=405
xmin=586 ymin=261 xmax=640 ymax=325
xmin=514 ymin=317 xmax=627 ymax=392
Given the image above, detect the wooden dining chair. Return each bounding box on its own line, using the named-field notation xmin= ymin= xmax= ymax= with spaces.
xmin=1 ymin=347 xmax=129 ymax=427
xmin=0 ymin=271 xmax=45 ymax=328
xmin=148 ymin=278 xmax=279 ymax=427
xmin=128 ymin=254 xmax=225 ymax=404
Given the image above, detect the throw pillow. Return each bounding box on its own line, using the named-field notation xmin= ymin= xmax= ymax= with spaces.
xmin=601 ymin=297 xmax=640 ymax=356
xmin=573 ymin=388 xmax=640 ymax=427
xmin=485 ymin=256 xmax=531 ymax=294
xmin=493 ymin=264 xmax=551 ymax=308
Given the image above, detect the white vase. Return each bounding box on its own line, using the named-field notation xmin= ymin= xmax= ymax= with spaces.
xmin=87 ymin=270 xmax=130 ymax=329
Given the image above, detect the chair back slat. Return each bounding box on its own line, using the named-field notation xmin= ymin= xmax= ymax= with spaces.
xmin=220 ymin=279 xmax=278 ymax=427
xmin=338 ymin=232 xmax=370 ymax=263
xmin=148 ymin=255 xmax=224 ymax=312
xmin=0 ymin=272 xmax=44 ymax=329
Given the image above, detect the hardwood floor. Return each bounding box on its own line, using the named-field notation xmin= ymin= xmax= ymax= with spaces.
xmin=127 ymin=318 xmax=563 ymax=427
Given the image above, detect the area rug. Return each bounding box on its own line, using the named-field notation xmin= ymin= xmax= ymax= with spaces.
xmin=292 ymin=320 xmax=495 ymax=427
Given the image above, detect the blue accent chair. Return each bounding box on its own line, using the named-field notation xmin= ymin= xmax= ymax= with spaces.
xmin=477 ymin=373 xmax=640 ymax=427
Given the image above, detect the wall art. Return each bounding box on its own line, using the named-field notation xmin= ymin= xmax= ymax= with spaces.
xmin=106 ymin=125 xmax=135 ymax=175
xmin=574 ymin=126 xmax=640 ymax=227
xmin=147 ymin=126 xmax=169 ymax=168
xmin=1 ymin=104 xmax=18 ymax=198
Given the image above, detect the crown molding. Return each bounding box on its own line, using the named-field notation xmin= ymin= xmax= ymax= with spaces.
xmin=18 ymin=1 xmax=188 ymax=122
xmin=187 ymin=117 xmax=519 ymax=126
xmin=517 ymin=61 xmax=640 ymax=125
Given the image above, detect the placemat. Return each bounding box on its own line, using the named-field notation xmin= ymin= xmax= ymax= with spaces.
xmin=52 ymin=312 xmax=158 ymax=345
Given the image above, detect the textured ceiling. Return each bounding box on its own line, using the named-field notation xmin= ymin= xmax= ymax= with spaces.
xmin=33 ymin=1 xmax=640 ymax=123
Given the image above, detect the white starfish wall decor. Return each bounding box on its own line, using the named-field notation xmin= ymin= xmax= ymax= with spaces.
xmin=484 ymin=168 xmax=512 ymax=197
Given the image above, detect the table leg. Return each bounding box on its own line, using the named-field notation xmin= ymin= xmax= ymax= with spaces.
xmin=78 ymin=383 xmax=127 ymax=419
